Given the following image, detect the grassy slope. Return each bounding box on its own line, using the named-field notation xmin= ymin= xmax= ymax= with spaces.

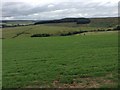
xmin=0 ymin=39 xmax=2 ymax=89
xmin=44 ymin=17 xmax=118 ymax=27
xmin=2 ymin=25 xmax=117 ymax=39
xmin=2 ymin=17 xmax=119 ymax=88
xmin=89 ymin=17 xmax=118 ymax=27
xmin=0 ymin=28 xmax=2 ymax=88
xmin=3 ymin=32 xmax=118 ymax=88
xmin=2 ymin=17 xmax=118 ymax=39
xmin=2 ymin=25 xmax=89 ymax=38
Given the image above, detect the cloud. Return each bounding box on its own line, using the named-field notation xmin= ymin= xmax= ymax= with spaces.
xmin=1 ymin=0 xmax=119 ymax=20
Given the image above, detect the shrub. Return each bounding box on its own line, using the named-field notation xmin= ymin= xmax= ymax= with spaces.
xmin=59 ymin=31 xmax=87 ymax=36
xmin=113 ymin=25 xmax=120 ymax=30
xmin=31 ymin=33 xmax=51 ymax=37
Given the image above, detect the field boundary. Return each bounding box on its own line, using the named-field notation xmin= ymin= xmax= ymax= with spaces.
xmin=31 ymin=29 xmax=119 ymax=37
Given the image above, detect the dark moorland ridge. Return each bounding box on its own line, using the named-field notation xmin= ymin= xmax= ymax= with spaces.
xmin=34 ymin=17 xmax=119 ymax=25
xmin=1 ymin=17 xmax=118 ymax=30
xmin=1 ymin=17 xmax=118 ymax=23
xmin=34 ymin=18 xmax=91 ymax=24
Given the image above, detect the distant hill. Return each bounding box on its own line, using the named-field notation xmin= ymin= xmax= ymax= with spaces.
xmin=89 ymin=17 xmax=118 ymax=27
xmin=34 ymin=17 xmax=118 ymax=28
xmin=2 ymin=20 xmax=36 ymax=23
xmin=34 ymin=18 xmax=91 ymax=25
xmin=1 ymin=17 xmax=118 ymax=28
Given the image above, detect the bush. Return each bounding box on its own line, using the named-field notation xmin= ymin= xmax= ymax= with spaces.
xmin=113 ymin=25 xmax=120 ymax=30
xmin=31 ymin=33 xmax=51 ymax=37
xmin=60 ymin=31 xmax=87 ymax=36
xmin=106 ymin=28 xmax=112 ymax=31
xmin=31 ymin=30 xmax=88 ymax=37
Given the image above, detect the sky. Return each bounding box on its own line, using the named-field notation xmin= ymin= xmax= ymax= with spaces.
xmin=1 ymin=0 xmax=119 ymax=20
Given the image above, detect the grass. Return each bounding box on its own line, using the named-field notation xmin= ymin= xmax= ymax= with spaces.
xmin=2 ymin=31 xmax=118 ymax=88
xmin=2 ymin=24 xmax=116 ymax=39
xmin=0 ymin=39 xmax=2 ymax=89
xmin=2 ymin=20 xmax=34 ymax=26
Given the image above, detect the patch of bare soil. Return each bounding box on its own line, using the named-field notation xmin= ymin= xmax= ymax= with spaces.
xmin=25 ymin=73 xmax=118 ymax=88
xmin=52 ymin=74 xmax=117 ymax=88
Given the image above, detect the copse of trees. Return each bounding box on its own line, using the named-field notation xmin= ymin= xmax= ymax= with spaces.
xmin=31 ymin=33 xmax=51 ymax=37
xmin=76 ymin=18 xmax=91 ymax=24
xmin=34 ymin=20 xmax=62 ymax=24
xmin=113 ymin=25 xmax=120 ymax=30
xmin=31 ymin=30 xmax=88 ymax=37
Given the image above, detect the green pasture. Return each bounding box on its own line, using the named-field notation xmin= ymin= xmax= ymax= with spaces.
xmin=2 ymin=31 xmax=118 ymax=88
xmin=2 ymin=24 xmax=114 ymax=39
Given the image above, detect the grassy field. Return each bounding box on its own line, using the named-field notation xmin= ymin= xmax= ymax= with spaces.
xmin=2 ymin=25 xmax=116 ymax=39
xmin=3 ymin=30 xmax=118 ymax=88
xmin=2 ymin=17 xmax=118 ymax=39
xmin=0 ymin=39 xmax=2 ymax=89
xmin=2 ymin=20 xmax=34 ymax=26
xmin=0 ymin=28 xmax=2 ymax=89
xmin=2 ymin=17 xmax=119 ymax=88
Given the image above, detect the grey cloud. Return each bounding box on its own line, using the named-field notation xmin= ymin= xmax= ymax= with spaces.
xmin=2 ymin=1 xmax=118 ymax=20
xmin=2 ymin=2 xmax=32 ymax=17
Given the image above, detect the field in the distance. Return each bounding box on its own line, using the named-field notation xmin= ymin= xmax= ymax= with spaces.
xmin=2 ymin=17 xmax=118 ymax=39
